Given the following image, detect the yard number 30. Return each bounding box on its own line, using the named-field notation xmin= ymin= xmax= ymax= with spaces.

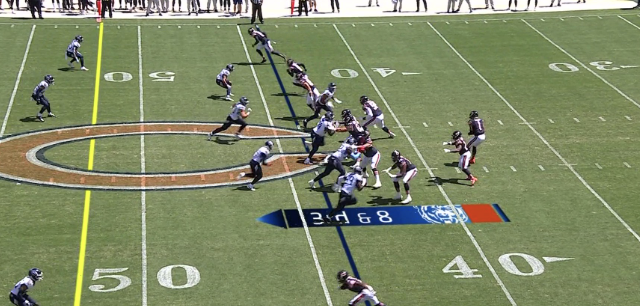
xmin=89 ymin=265 xmax=201 ymax=292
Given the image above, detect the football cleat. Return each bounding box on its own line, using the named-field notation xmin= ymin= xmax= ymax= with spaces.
xmin=36 ymin=117 xmax=44 ymax=122
xmin=236 ymin=172 xmax=246 ymax=180
xmin=308 ymin=179 xmax=315 ymax=189
xmin=47 ymin=113 xmax=56 ymax=117
xmin=401 ymin=194 xmax=413 ymax=204
xmin=260 ymin=58 xmax=266 ymax=64
xmin=304 ymin=158 xmax=312 ymax=165
xmin=235 ymin=133 xmax=243 ymax=139
xmin=470 ymin=176 xmax=477 ymax=186
xmin=225 ymin=96 xmax=233 ymax=101
xmin=389 ymin=131 xmax=396 ymax=138
xmin=247 ymin=183 xmax=255 ymax=191
xmin=81 ymin=66 xmax=89 ymax=71
xmin=372 ymin=181 xmax=382 ymax=189
xmin=393 ymin=192 xmax=402 ymax=200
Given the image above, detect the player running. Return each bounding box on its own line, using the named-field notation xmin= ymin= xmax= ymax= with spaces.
xmin=286 ymin=58 xmax=307 ymax=89
xmin=248 ymin=27 xmax=286 ymax=63
xmin=360 ymin=96 xmax=395 ymax=138
xmin=444 ymin=130 xmax=477 ymax=186
xmin=216 ymin=64 xmax=234 ymax=101
xmin=66 ymin=35 xmax=88 ymax=71
xmin=386 ymin=150 xmax=417 ymax=204
xmin=236 ymin=141 xmax=274 ymax=191
xmin=207 ymin=96 xmax=251 ymax=140
xmin=336 ymin=270 xmax=386 ymax=306
xmin=322 ymin=166 xmax=365 ymax=225
xmin=308 ymin=138 xmax=355 ymax=189
xmin=467 ymin=110 xmax=485 ymax=164
xmin=32 ymin=75 xmax=56 ymax=122
xmin=303 ymin=82 xmax=342 ymax=129
xmin=304 ymin=111 xmax=336 ymax=165
xmin=9 ymin=268 xmax=43 ymax=306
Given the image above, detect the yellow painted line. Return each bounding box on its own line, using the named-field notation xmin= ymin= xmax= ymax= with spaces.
xmin=74 ymin=21 xmax=104 ymax=306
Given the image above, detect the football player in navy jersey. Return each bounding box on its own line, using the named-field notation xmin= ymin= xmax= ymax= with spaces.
xmin=248 ymin=27 xmax=286 ymax=63
xmin=337 ymin=270 xmax=386 ymax=306
xmin=387 ymin=150 xmax=417 ymax=204
xmin=444 ymin=130 xmax=477 ymax=186
xmin=467 ymin=110 xmax=485 ymax=164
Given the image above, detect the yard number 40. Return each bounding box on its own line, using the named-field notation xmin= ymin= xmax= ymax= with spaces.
xmin=89 ymin=264 xmax=201 ymax=292
xmin=548 ymin=61 xmax=630 ymax=72
xmin=443 ymin=253 xmax=545 ymax=278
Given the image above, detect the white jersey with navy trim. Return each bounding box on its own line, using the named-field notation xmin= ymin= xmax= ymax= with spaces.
xmin=251 ymin=146 xmax=270 ymax=164
xmin=340 ymin=172 xmax=363 ymax=195
xmin=216 ymin=68 xmax=231 ymax=81
xmin=67 ymin=39 xmax=81 ymax=54
xmin=331 ymin=143 xmax=352 ymax=162
xmin=229 ymin=103 xmax=246 ymax=121
xmin=312 ymin=117 xmax=335 ymax=137
xmin=10 ymin=277 xmax=34 ymax=296
xmin=33 ymin=81 xmax=49 ymax=96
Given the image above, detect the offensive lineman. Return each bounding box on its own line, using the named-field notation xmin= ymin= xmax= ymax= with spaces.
xmin=360 ymin=96 xmax=395 ymax=138
xmin=336 ymin=270 xmax=386 ymax=306
xmin=32 ymin=75 xmax=56 ymax=122
xmin=216 ymin=64 xmax=235 ymax=101
xmin=66 ymin=35 xmax=88 ymax=71
xmin=207 ymin=96 xmax=251 ymax=140
xmin=237 ymin=141 xmax=274 ymax=191
xmin=308 ymin=138 xmax=355 ymax=189
xmin=304 ymin=111 xmax=336 ymax=165
xmin=386 ymin=150 xmax=417 ymax=204
xmin=322 ymin=166 xmax=365 ymax=224
xmin=9 ymin=268 xmax=43 ymax=306
xmin=467 ymin=110 xmax=485 ymax=164
xmin=303 ymin=82 xmax=342 ymax=129
xmin=444 ymin=130 xmax=477 ymax=186
xmin=248 ymin=27 xmax=286 ymax=63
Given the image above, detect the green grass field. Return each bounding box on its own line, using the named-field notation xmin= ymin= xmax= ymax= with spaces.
xmin=2 ymin=9 xmax=640 ymax=306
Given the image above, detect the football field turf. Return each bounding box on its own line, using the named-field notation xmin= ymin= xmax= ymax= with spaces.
xmin=2 ymin=9 xmax=640 ymax=306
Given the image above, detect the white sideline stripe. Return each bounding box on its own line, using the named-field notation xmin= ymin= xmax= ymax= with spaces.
xmin=624 ymin=162 xmax=631 ymax=168
xmin=137 ymin=26 xmax=148 ymax=306
xmin=595 ymin=163 xmax=603 ymax=170
xmin=432 ymin=21 xmax=640 ymax=247
xmin=510 ymin=166 xmax=517 ymax=172
xmin=483 ymin=166 xmax=489 ymax=173
xmin=335 ymin=23 xmax=517 ymax=306
xmin=538 ymin=165 xmax=545 ymax=171
xmin=574 ymin=117 xmax=580 ymax=122
xmin=1 ymin=25 xmax=36 ymax=138
xmin=235 ymin=26 xmax=333 ymax=306
xmin=523 ymin=19 xmax=640 ymax=110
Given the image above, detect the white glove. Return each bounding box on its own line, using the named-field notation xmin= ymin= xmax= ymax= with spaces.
xmin=444 ymin=149 xmax=451 ymax=153
xmin=334 ymin=98 xmax=342 ymax=104
xmin=387 ymin=172 xmax=396 ymax=178
xmin=442 ymin=142 xmax=449 ymax=146
xmin=247 ymin=108 xmax=252 ymax=112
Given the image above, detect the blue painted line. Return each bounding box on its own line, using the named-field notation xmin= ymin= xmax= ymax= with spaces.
xmin=492 ymin=203 xmax=510 ymax=222
xmin=264 ymin=47 xmax=369 ymax=303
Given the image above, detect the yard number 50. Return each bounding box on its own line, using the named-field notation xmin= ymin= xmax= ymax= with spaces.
xmin=89 ymin=264 xmax=201 ymax=292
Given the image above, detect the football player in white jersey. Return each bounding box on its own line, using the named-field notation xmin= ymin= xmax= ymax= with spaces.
xmin=360 ymin=96 xmax=394 ymax=138
xmin=308 ymin=138 xmax=355 ymax=189
xmin=304 ymin=111 xmax=336 ymax=165
xmin=207 ymin=96 xmax=251 ymax=140
xmin=286 ymin=58 xmax=307 ymax=90
xmin=237 ymin=141 xmax=274 ymax=191
xmin=336 ymin=270 xmax=386 ymax=306
xmin=322 ymin=166 xmax=365 ymax=224
xmin=216 ymin=64 xmax=234 ymax=101
xmin=32 ymin=75 xmax=56 ymax=122
xmin=444 ymin=130 xmax=477 ymax=186
xmin=303 ymin=82 xmax=342 ymax=129
xmin=66 ymin=35 xmax=88 ymax=71
xmin=248 ymin=27 xmax=286 ymax=64
xmin=9 ymin=268 xmax=43 ymax=306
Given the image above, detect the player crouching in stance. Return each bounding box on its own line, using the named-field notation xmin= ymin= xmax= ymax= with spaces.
xmin=322 ymin=166 xmax=365 ymax=224
xmin=467 ymin=110 xmax=485 ymax=164
xmin=66 ymin=35 xmax=88 ymax=71
xmin=385 ymin=150 xmax=417 ymax=204
xmin=336 ymin=270 xmax=386 ymax=306
xmin=207 ymin=96 xmax=251 ymax=140
xmin=304 ymin=111 xmax=336 ymax=165
xmin=360 ymin=96 xmax=395 ymax=138
xmin=308 ymin=137 xmax=355 ymax=189
xmin=248 ymin=27 xmax=286 ymax=64
xmin=32 ymin=75 xmax=56 ymax=122
xmin=216 ymin=64 xmax=234 ymax=101
xmin=237 ymin=141 xmax=274 ymax=191
xmin=9 ymin=268 xmax=43 ymax=306
xmin=444 ymin=130 xmax=477 ymax=186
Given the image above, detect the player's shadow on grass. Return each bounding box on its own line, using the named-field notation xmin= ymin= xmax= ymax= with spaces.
xmin=367 ymin=195 xmax=402 ymax=206
xmin=308 ymin=185 xmax=334 ymax=193
xmin=271 ymin=92 xmax=303 ymax=97
xmin=231 ymin=62 xmax=264 ymax=66
xmin=621 ymin=6 xmax=640 ymax=10
xmin=20 ymin=116 xmax=42 ymax=123
xmin=429 ymin=176 xmax=469 ymax=186
xmin=275 ymin=116 xmax=306 ymax=122
xmin=210 ymin=137 xmax=239 ymax=145
xmin=233 ymin=186 xmax=254 ymax=191
xmin=207 ymin=94 xmax=229 ymax=101
xmin=444 ymin=162 xmax=458 ymax=167
xmin=58 ymin=67 xmax=74 ymax=72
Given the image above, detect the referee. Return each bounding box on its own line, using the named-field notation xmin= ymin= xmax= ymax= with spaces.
xmin=250 ymin=0 xmax=263 ymax=24
xmin=101 ymin=0 xmax=113 ymax=18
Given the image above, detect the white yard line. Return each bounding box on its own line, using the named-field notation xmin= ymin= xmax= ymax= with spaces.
xmin=333 ymin=23 xmax=517 ymax=306
xmin=428 ymin=21 xmax=640 ymax=246
xmin=1 ymin=25 xmax=36 ymax=138
xmin=236 ymin=26 xmax=333 ymax=306
xmin=523 ymin=19 xmax=640 ymax=110
xmin=137 ymin=26 xmax=148 ymax=306
xmin=510 ymin=166 xmax=517 ymax=172
xmin=619 ymin=15 xmax=640 ymax=30
xmin=538 ymin=165 xmax=545 ymax=171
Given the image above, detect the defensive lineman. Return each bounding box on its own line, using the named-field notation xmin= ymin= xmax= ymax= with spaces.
xmin=32 ymin=75 xmax=56 ymax=122
xmin=237 ymin=141 xmax=274 ymax=191
xmin=9 ymin=268 xmax=43 ymax=306
xmin=216 ymin=64 xmax=235 ymax=101
xmin=303 ymin=82 xmax=342 ymax=129
xmin=66 ymin=35 xmax=88 ymax=71
xmin=322 ymin=166 xmax=365 ymax=224
xmin=387 ymin=150 xmax=417 ymax=204
xmin=308 ymin=138 xmax=355 ymax=189
xmin=304 ymin=111 xmax=336 ymax=165
xmin=248 ymin=27 xmax=286 ymax=64
xmin=336 ymin=270 xmax=386 ymax=306
xmin=354 ymin=130 xmax=382 ymax=189
xmin=207 ymin=96 xmax=251 ymax=140
xmin=467 ymin=110 xmax=485 ymax=164
xmin=286 ymin=58 xmax=307 ymax=90
xmin=360 ymin=96 xmax=395 ymax=138
xmin=444 ymin=130 xmax=477 ymax=186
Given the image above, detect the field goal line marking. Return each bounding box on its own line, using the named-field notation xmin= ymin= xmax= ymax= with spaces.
xmin=1 ymin=24 xmax=36 ymax=138
xmin=137 ymin=25 xmax=148 ymax=306
xmin=333 ymin=24 xmax=517 ymax=306
xmin=235 ymin=25 xmax=333 ymax=306
xmin=428 ymin=21 xmax=640 ymax=246
xmin=522 ymin=19 xmax=640 ymax=110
